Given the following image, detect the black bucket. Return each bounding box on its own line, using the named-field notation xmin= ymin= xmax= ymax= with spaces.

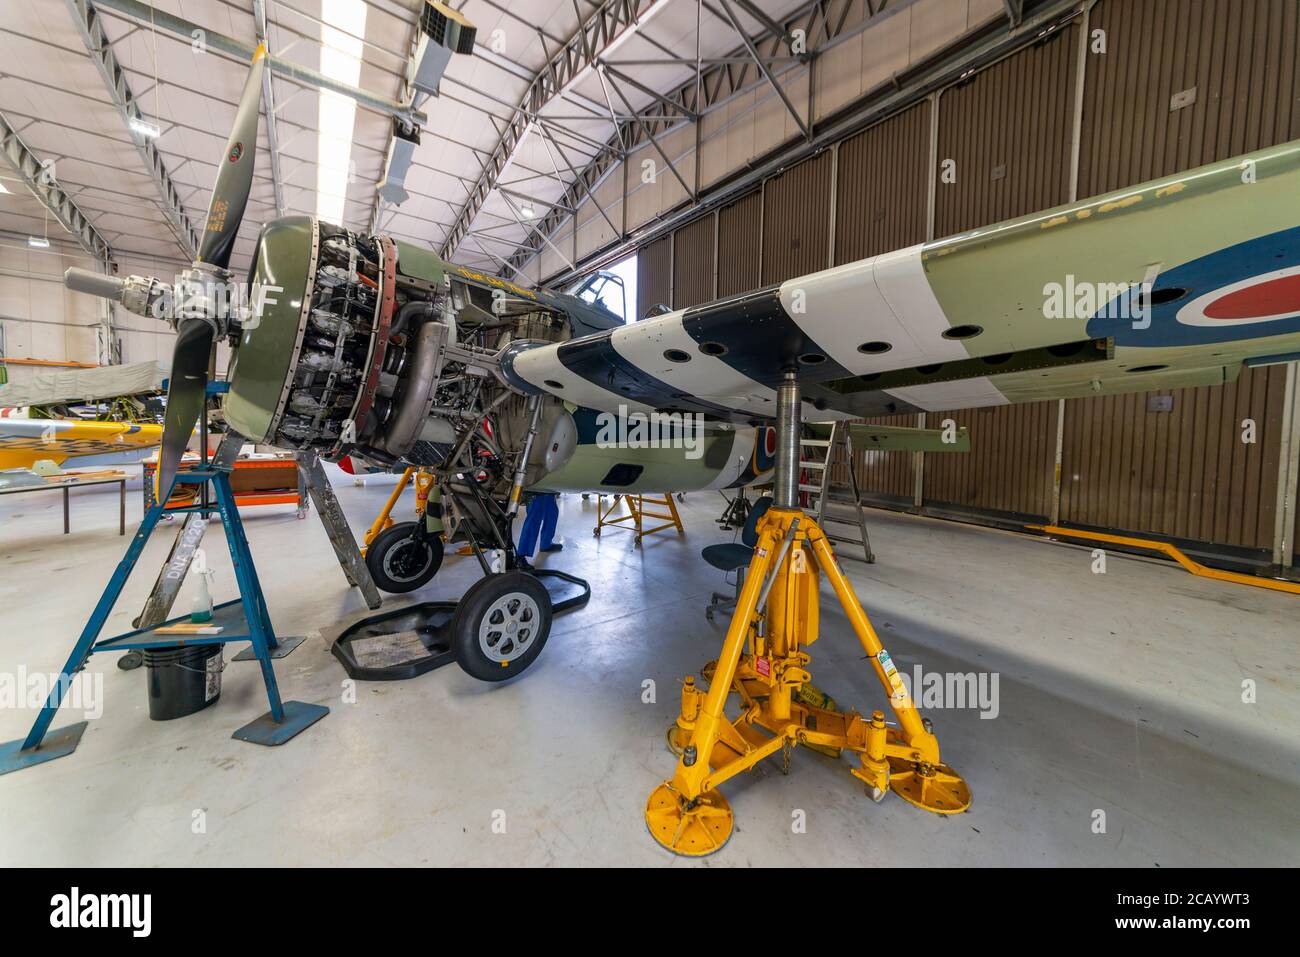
xmin=144 ymin=643 xmax=223 ymax=720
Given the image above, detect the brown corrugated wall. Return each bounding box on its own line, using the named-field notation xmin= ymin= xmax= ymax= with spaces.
xmin=761 ymin=151 xmax=833 ymax=284
xmin=845 ymin=414 xmax=917 ymax=504
xmin=672 ymin=215 xmax=716 ymax=308
xmin=934 ymin=24 xmax=1078 ymax=238
xmin=834 ymin=104 xmax=930 ymax=502
xmin=1061 ymin=367 xmax=1287 ymax=549
xmin=716 ymin=190 xmax=763 ymax=297
xmin=924 ymin=403 xmax=1059 ymax=518
xmin=835 ymin=102 xmax=931 ymax=264
xmin=1061 ymin=0 xmax=1300 ymax=551
xmin=917 ymin=25 xmax=1077 ymax=520
xmin=1078 ymin=0 xmax=1300 ymax=198
xmin=636 ymin=235 xmax=672 ymax=320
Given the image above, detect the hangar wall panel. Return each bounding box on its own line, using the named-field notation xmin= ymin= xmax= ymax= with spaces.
xmin=933 ymin=23 xmax=1078 ymax=237
xmin=1078 ymin=0 xmax=1300 ymax=197
xmin=0 ymin=243 xmax=179 ymax=378
xmin=834 ymin=101 xmax=931 ymax=264
xmin=923 ymin=402 xmax=1059 ymax=519
xmin=636 ymin=235 xmax=672 ymax=320
xmin=1060 ymin=367 xmax=1286 ymax=551
xmin=851 ymin=413 xmax=918 ymax=504
xmin=760 ymin=152 xmax=832 ymax=285
xmin=715 ymin=191 xmax=763 ymax=298
xmin=672 ymin=215 xmax=716 ymax=309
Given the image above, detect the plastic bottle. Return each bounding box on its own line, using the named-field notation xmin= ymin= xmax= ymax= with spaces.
xmin=190 ymin=566 xmax=216 ymax=623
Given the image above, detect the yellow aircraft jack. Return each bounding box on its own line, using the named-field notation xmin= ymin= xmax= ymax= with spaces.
xmin=646 ymin=374 xmax=970 ymax=856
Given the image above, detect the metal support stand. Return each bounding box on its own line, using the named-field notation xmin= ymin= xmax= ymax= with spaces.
xmin=122 ymin=438 xmax=380 ymax=673
xmin=593 ymin=493 xmax=685 ymax=545
xmin=295 ymin=449 xmax=382 ymax=610
xmin=0 ymin=401 xmax=328 ymax=775
xmin=645 ymin=372 xmax=969 ymax=855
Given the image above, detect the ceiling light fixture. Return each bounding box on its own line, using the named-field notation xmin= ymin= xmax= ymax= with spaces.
xmin=27 ymin=236 xmax=50 ymax=249
xmin=129 ymin=116 xmax=162 ymax=139
xmin=520 ymin=203 xmax=535 ymax=219
xmin=316 ymin=0 xmax=367 ymax=226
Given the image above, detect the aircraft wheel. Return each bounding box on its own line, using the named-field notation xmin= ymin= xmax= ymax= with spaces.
xmin=366 ymin=521 xmax=443 ymax=593
xmin=452 ymin=571 xmax=552 ymax=682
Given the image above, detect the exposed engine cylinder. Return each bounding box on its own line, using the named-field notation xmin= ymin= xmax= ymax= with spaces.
xmin=244 ymin=221 xmax=576 ymax=494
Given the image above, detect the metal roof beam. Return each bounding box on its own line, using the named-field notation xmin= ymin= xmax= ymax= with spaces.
xmin=504 ymin=0 xmax=838 ymax=277
xmin=89 ymin=0 xmax=426 ymax=127
xmin=252 ymin=0 xmax=285 ymax=216
xmin=439 ymin=0 xmax=670 ymax=260
xmin=65 ymin=0 xmax=199 ymax=259
xmin=0 ymin=110 xmax=114 ymax=264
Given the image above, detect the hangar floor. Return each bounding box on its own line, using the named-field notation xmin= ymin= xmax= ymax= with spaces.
xmin=1 ymin=468 xmax=1296 ymax=867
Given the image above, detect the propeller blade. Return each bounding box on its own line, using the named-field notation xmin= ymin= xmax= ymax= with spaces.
xmin=157 ymin=320 xmax=215 ymax=500
xmin=197 ymin=44 xmax=267 ymax=269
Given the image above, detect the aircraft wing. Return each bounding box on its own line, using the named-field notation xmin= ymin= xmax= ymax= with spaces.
xmin=505 ymin=140 xmax=1300 ymax=419
xmin=0 ymin=419 xmax=163 ymax=470
xmin=808 ymin=422 xmax=970 ymax=453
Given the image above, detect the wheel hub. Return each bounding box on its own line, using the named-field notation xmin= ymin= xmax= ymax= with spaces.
xmin=479 ymin=591 xmax=539 ymax=663
xmin=384 ymin=539 xmax=432 ymax=582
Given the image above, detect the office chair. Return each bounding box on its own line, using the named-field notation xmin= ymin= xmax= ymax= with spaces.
xmin=701 ymin=495 xmax=772 ymax=621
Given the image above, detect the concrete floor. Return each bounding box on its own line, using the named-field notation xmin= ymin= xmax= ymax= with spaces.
xmin=1 ymin=466 xmax=1297 ymax=866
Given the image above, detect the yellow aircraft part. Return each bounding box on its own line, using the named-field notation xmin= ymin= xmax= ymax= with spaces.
xmin=0 ymin=419 xmax=163 ymax=470
xmin=647 ymin=507 xmax=971 ymax=856
xmin=1028 ymin=524 xmax=1300 ymax=596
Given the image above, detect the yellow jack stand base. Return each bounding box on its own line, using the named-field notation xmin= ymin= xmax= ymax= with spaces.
xmin=888 ymin=758 xmax=971 ymax=814
xmin=645 ymin=784 xmax=734 ymax=856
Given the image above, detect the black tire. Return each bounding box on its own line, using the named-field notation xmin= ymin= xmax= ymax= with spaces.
xmin=452 ymin=571 xmax=552 ymax=682
xmin=366 ymin=521 xmax=444 ymax=593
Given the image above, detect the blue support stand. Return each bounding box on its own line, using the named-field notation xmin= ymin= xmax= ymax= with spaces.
xmin=0 ymin=435 xmax=328 ymax=774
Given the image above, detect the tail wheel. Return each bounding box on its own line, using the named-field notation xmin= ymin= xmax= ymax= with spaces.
xmin=366 ymin=521 xmax=444 ymax=593
xmin=452 ymin=571 xmax=553 ymax=681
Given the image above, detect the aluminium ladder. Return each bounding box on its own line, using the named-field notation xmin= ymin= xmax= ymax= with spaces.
xmin=798 ymin=421 xmax=874 ymax=563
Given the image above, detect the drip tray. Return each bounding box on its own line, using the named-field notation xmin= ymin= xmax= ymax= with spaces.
xmin=330 ymin=569 xmax=590 ymax=682
xmin=331 ymin=601 xmax=457 ymax=681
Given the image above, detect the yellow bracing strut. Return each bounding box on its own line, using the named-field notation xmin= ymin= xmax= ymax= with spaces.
xmin=361 ymin=467 xmax=435 ymax=554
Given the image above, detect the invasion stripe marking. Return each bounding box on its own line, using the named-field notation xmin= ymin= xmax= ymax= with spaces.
xmin=679 ymin=287 xmax=854 ymax=389
xmin=556 ymin=334 xmax=743 ymax=420
xmin=509 ymin=339 xmax=653 ymax=414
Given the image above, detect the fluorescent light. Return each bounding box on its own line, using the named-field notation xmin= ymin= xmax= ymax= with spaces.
xmin=129 ymin=116 xmax=161 ymax=139
xmin=27 ymin=236 xmax=50 ymax=248
xmin=316 ymin=0 xmax=366 ymax=225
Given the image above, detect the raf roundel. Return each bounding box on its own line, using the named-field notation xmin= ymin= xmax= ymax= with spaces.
xmin=1090 ymin=225 xmax=1300 ymax=347
xmin=1176 ymin=267 xmax=1300 ymax=327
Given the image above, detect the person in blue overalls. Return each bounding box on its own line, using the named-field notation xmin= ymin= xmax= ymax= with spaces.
xmin=516 ymin=492 xmax=562 ymax=569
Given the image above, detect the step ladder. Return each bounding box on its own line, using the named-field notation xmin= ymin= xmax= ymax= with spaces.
xmin=799 ymin=422 xmax=874 ymax=563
